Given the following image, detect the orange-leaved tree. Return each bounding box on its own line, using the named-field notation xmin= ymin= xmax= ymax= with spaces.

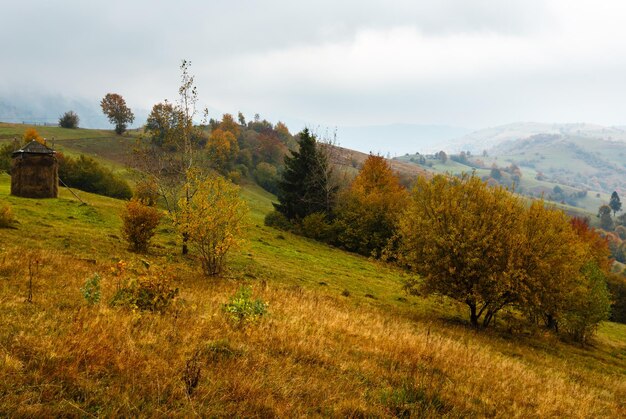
xmin=101 ymin=93 xmax=135 ymax=135
xmin=23 ymin=128 xmax=44 ymax=144
xmin=335 ymin=154 xmax=409 ymax=257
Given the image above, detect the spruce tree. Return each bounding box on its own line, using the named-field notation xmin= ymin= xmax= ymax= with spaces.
xmin=274 ymin=128 xmax=336 ymax=220
xmin=610 ymin=191 xmax=622 ymax=217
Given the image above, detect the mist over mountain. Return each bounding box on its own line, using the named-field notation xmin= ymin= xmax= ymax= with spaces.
xmin=336 ymin=123 xmax=469 ymax=156
xmin=448 ymin=122 xmax=626 ymax=154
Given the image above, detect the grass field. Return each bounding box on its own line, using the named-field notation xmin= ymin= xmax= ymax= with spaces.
xmin=0 ymin=126 xmax=625 ymax=416
xmin=1 ymin=173 xmax=625 ymax=416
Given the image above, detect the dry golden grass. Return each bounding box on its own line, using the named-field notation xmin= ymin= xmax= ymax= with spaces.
xmin=1 ymin=247 xmax=624 ymax=417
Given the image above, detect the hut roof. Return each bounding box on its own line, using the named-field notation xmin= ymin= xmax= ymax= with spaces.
xmin=12 ymin=140 xmax=55 ymax=157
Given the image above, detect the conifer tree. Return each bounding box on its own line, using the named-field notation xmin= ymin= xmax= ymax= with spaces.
xmin=274 ymin=128 xmax=337 ymax=220
xmin=610 ymin=191 xmax=622 ymax=217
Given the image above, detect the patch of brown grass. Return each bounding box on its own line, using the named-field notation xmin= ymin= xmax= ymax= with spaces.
xmin=0 ymin=248 xmax=624 ymax=417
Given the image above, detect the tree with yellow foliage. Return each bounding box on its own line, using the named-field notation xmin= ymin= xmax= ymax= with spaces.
xmin=174 ymin=173 xmax=247 ymax=276
xmin=335 ymin=154 xmax=409 ymax=257
xmin=397 ymin=174 xmax=612 ymax=337
xmin=513 ymin=202 xmax=587 ymax=330
xmin=398 ymin=174 xmax=525 ymax=327
xmin=23 ymin=128 xmax=44 ymax=144
xmin=206 ymin=128 xmax=239 ymax=172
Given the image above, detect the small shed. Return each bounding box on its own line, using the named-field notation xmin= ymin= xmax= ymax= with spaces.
xmin=11 ymin=140 xmax=58 ymax=198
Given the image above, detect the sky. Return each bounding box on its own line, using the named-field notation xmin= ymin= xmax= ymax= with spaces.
xmin=3 ymin=0 xmax=626 ymax=140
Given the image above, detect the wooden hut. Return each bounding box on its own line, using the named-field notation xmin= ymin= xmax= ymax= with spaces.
xmin=11 ymin=140 xmax=58 ymax=198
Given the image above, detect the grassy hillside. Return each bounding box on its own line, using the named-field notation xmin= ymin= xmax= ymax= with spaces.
xmin=1 ymin=169 xmax=625 ymax=416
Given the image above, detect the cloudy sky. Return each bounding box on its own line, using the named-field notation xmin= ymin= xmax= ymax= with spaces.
xmin=3 ymin=0 xmax=626 ymax=135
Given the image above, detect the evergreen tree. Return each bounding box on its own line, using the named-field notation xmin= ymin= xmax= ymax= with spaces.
xmin=274 ymin=128 xmax=337 ymax=220
xmin=610 ymin=191 xmax=622 ymax=217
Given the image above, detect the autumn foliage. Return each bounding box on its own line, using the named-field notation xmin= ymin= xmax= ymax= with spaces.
xmin=101 ymin=93 xmax=135 ymax=135
xmin=207 ymin=128 xmax=239 ymax=172
xmin=335 ymin=155 xmax=409 ymax=257
xmin=22 ymin=128 xmax=44 ymax=144
xmin=397 ymin=174 xmax=612 ymax=338
xmin=174 ymin=173 xmax=248 ymax=276
xmin=121 ymin=199 xmax=162 ymax=252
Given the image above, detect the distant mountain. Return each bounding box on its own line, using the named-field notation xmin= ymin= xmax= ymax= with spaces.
xmin=336 ymin=123 xmax=469 ymax=156
xmin=448 ymin=122 xmax=626 ymax=154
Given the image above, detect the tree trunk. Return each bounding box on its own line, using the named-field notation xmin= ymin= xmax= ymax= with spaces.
xmin=182 ymin=232 xmax=189 ymax=255
xmin=545 ymin=314 xmax=558 ymax=332
xmin=469 ymin=303 xmax=479 ymax=327
xmin=483 ymin=310 xmax=495 ymax=328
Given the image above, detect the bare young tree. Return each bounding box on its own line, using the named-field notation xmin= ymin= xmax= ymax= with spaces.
xmin=133 ymin=60 xmax=208 ymax=254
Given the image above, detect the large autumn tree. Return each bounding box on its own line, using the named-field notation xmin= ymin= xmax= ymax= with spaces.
xmin=398 ymin=174 xmax=525 ymax=327
xmin=101 ymin=93 xmax=135 ymax=135
xmin=397 ymin=174 xmax=612 ymax=337
xmin=335 ymin=154 xmax=409 ymax=257
xmin=274 ymin=128 xmax=337 ymax=220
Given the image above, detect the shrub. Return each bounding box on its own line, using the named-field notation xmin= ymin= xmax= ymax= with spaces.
xmin=58 ymin=154 xmax=132 ymax=199
xmin=300 ymin=212 xmax=335 ymax=242
xmin=174 ymin=174 xmax=248 ymax=276
xmin=0 ymin=205 xmax=15 ymax=228
xmin=254 ymin=162 xmax=279 ymax=194
xmin=81 ymin=273 xmax=101 ymax=305
xmin=560 ymin=263 xmax=611 ymax=344
xmin=264 ymin=210 xmax=292 ymax=231
xmin=121 ymin=199 xmax=162 ymax=252
xmin=111 ymin=271 xmax=178 ymax=312
xmin=223 ymin=286 xmax=268 ymax=324
xmin=0 ymin=143 xmax=14 ymax=174
xmin=606 ymin=273 xmax=626 ymax=324
xmin=58 ymin=111 xmax=80 ymax=128
xmin=134 ymin=179 xmax=160 ymax=206
xmin=228 ymin=170 xmax=241 ymax=184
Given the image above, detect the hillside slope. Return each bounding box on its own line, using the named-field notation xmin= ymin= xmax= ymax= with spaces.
xmin=1 ymin=170 xmax=625 ymax=416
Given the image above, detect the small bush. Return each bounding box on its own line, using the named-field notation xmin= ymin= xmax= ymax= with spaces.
xmin=58 ymin=111 xmax=80 ymax=128
xmin=228 ymin=170 xmax=241 ymax=184
xmin=264 ymin=210 xmax=292 ymax=231
xmin=0 ymin=205 xmax=15 ymax=228
xmin=223 ymin=286 xmax=268 ymax=324
xmin=121 ymin=199 xmax=162 ymax=252
xmin=607 ymin=273 xmax=626 ymax=324
xmin=111 ymin=271 xmax=178 ymax=312
xmin=254 ymin=162 xmax=279 ymax=194
xmin=300 ymin=212 xmax=335 ymax=242
xmin=81 ymin=273 xmax=101 ymax=305
xmin=58 ymin=154 xmax=132 ymax=199
xmin=134 ymin=179 xmax=160 ymax=206
xmin=0 ymin=143 xmax=15 ymax=174
xmin=561 ymin=264 xmax=611 ymax=343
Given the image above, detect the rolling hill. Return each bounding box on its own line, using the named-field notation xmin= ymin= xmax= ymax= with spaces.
xmin=0 ymin=124 xmax=625 ymax=416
